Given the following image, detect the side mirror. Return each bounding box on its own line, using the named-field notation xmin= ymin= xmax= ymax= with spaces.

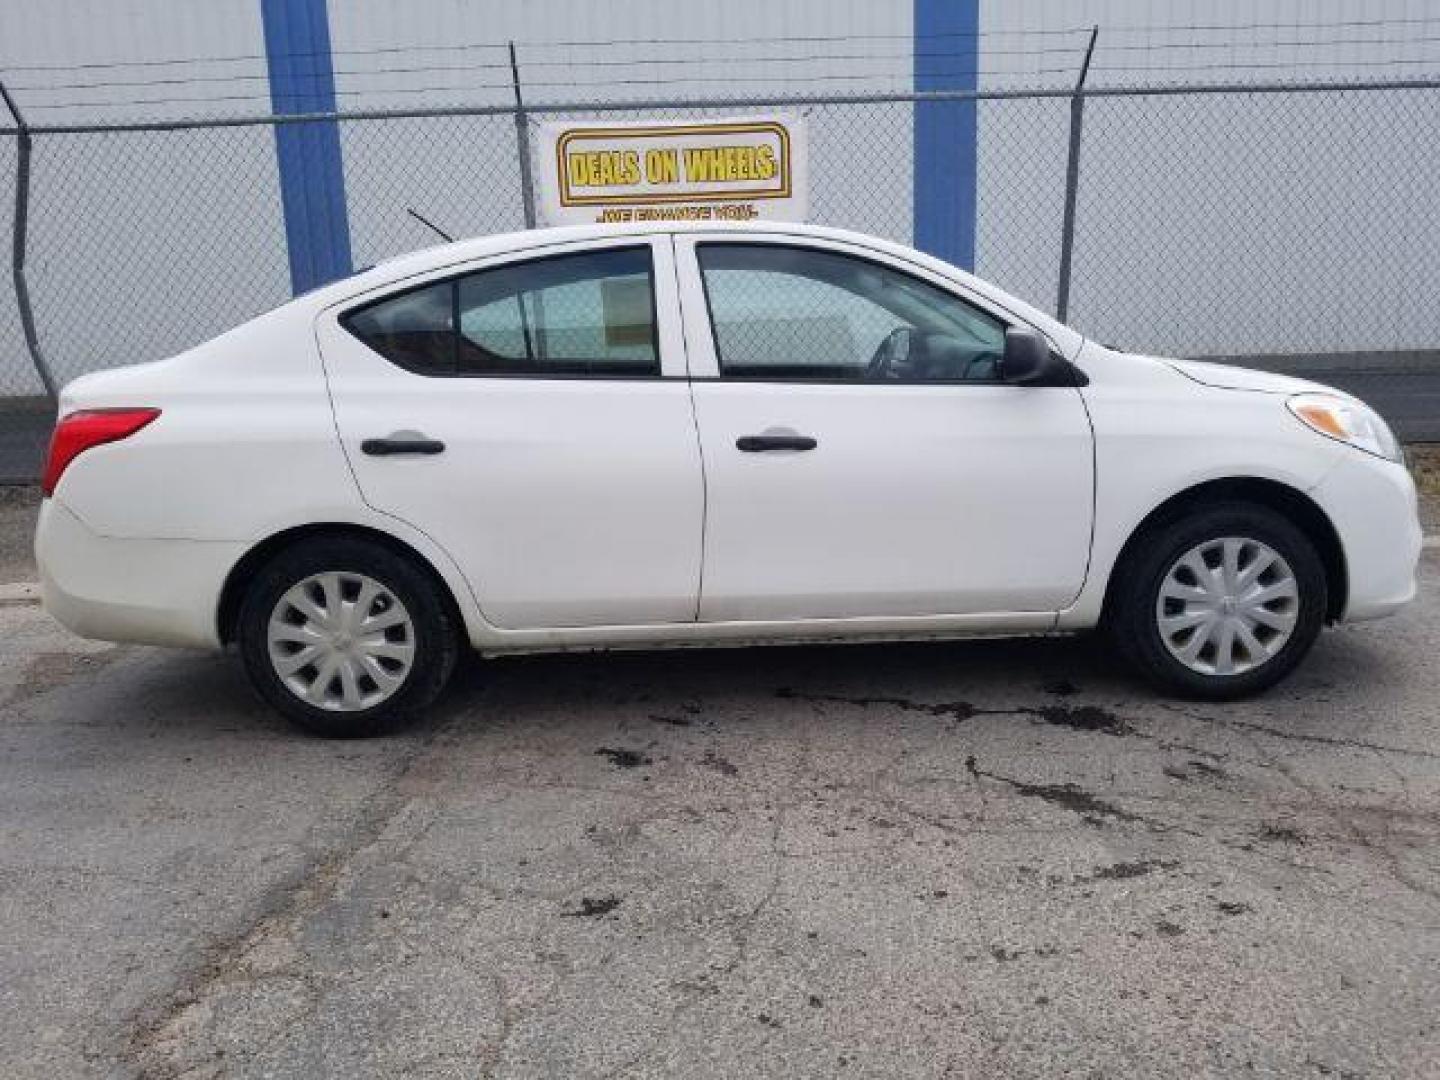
xmin=1000 ymin=327 xmax=1069 ymax=386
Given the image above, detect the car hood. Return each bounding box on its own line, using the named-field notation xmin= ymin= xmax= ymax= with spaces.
xmin=1161 ymin=358 xmax=1341 ymax=397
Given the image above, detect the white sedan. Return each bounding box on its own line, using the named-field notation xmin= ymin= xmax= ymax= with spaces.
xmin=35 ymin=223 xmax=1421 ymax=735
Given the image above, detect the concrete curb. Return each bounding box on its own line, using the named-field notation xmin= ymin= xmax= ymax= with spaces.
xmin=0 ymin=582 xmax=40 ymax=606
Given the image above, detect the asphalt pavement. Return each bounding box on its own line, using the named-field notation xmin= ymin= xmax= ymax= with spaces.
xmin=0 ymin=486 xmax=39 ymax=584
xmin=2 ymin=548 xmax=1438 ymax=1077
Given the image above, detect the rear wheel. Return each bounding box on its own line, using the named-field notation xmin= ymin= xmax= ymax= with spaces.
xmin=1107 ymin=503 xmax=1327 ymax=699
xmin=238 ymin=536 xmax=459 ymax=736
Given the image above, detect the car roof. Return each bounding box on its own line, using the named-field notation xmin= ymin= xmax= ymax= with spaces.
xmin=302 ymin=221 xmax=1078 ymax=353
xmin=365 ymin=220 xmax=896 ymax=282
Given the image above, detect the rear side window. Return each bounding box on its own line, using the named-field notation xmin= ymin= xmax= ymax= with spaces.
xmin=458 ymin=248 xmax=656 ymax=375
xmin=342 ymin=247 xmax=658 ymax=377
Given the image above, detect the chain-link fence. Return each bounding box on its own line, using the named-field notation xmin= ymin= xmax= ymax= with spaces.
xmin=3 ymin=77 xmax=1439 ymax=472
xmin=1072 ymin=83 xmax=1440 ymax=358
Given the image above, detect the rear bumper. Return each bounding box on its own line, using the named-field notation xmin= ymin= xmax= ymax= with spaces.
xmin=36 ymin=500 xmax=242 ymax=649
xmin=1310 ymin=452 xmax=1422 ymax=622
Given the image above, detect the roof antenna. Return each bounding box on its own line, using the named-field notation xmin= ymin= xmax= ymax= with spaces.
xmin=406 ymin=207 xmax=455 ymax=243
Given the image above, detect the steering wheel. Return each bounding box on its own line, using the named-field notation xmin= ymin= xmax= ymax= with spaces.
xmin=866 ymin=327 xmax=917 ymax=380
xmin=962 ymin=347 xmax=1005 ymax=381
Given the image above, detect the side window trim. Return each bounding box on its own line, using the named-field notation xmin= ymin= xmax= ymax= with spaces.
xmin=693 ymin=240 xmax=1014 ymax=386
xmin=338 ymin=243 xmax=666 ymax=381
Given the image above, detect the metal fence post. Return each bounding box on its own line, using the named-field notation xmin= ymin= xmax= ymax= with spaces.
xmin=509 ymin=42 xmax=537 ymax=229
xmin=1 ymin=81 xmax=58 ymax=402
xmin=1055 ymin=26 xmax=1098 ymax=324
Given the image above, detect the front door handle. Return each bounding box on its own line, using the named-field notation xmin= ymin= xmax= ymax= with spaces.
xmin=361 ymin=433 xmax=446 ymax=456
xmin=737 ymin=433 xmax=818 ymax=453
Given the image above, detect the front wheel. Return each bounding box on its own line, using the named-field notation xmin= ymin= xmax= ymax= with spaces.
xmin=237 ymin=536 xmax=460 ymax=736
xmin=1107 ymin=503 xmax=1328 ymax=700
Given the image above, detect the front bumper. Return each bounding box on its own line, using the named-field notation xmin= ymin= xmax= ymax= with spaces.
xmin=1309 ymin=451 xmax=1422 ymax=622
xmin=36 ymin=499 xmax=243 ymax=649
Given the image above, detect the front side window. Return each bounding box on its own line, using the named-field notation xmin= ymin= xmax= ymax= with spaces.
xmin=698 ymin=244 xmax=1008 ymax=382
xmin=343 ymin=246 xmax=658 ymax=377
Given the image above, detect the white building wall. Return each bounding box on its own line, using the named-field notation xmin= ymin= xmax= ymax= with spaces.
xmin=0 ymin=0 xmax=288 ymax=387
xmin=976 ymin=0 xmax=1440 ymax=354
xmin=0 ymin=0 xmax=1437 ymax=390
xmin=325 ymin=0 xmax=915 ymax=265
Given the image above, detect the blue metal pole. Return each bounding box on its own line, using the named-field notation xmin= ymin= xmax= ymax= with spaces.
xmin=913 ymin=0 xmax=979 ymax=269
xmin=261 ymin=0 xmax=353 ymax=294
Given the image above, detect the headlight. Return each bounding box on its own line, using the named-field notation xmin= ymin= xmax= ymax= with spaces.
xmin=1287 ymin=393 xmax=1402 ymax=463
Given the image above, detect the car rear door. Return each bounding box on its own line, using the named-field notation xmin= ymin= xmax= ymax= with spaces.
xmin=317 ymin=235 xmax=703 ymax=630
xmin=675 ymin=233 xmax=1095 ymax=622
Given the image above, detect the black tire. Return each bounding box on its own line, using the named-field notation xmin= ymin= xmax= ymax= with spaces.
xmin=1106 ymin=502 xmax=1328 ymax=700
xmin=237 ymin=535 xmax=460 ymax=737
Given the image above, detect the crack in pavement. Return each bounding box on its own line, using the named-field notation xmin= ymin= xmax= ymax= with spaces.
xmin=121 ymin=710 xmax=469 ymax=1076
xmin=964 ymin=755 xmax=1206 ymax=838
xmin=597 ymin=766 xmax=796 ymax=1079
xmin=775 ymin=688 xmax=1144 ymax=738
xmin=2 ymin=645 xmax=128 ymax=709
xmin=776 ymin=687 xmax=990 ymax=724
xmin=966 ymin=755 xmax=1146 ymax=825
xmin=1159 ymin=703 xmax=1440 ymax=762
xmin=1253 ymin=735 xmax=1440 ymax=910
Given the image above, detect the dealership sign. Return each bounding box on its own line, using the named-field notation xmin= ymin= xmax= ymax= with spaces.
xmin=536 ymin=116 xmax=808 ymax=227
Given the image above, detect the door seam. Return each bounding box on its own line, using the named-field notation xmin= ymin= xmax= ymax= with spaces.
xmin=311 ymin=314 xmax=498 ymax=630
xmin=670 ymin=234 xmax=709 ymax=622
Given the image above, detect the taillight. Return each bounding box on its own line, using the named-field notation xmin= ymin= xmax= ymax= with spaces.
xmin=42 ymin=408 xmax=161 ymax=497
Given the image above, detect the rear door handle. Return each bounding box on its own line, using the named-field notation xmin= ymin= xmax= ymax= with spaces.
xmin=737 ymin=433 xmax=818 ymax=453
xmin=361 ymin=434 xmax=446 ymax=456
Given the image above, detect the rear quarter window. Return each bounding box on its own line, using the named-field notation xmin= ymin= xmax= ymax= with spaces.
xmin=342 ymin=280 xmax=454 ymax=374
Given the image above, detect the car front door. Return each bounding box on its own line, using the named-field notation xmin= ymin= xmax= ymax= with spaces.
xmin=675 ymin=234 xmax=1095 ymax=622
xmin=318 ymin=236 xmax=703 ymax=630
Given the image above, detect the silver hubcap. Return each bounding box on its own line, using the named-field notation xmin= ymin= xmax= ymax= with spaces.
xmin=267 ymin=572 xmax=415 ymax=712
xmin=1156 ymin=537 xmax=1299 ymax=677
